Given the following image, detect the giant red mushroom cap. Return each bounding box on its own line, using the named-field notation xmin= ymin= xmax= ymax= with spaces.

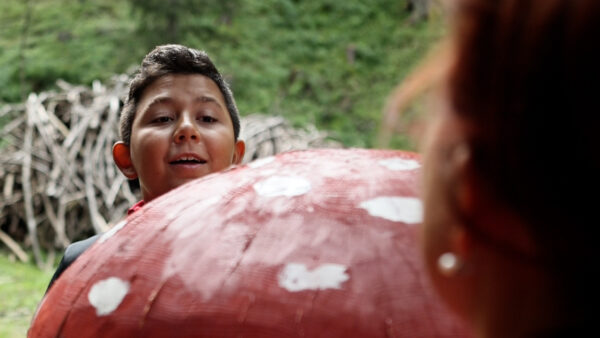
xmin=30 ymin=149 xmax=470 ymax=337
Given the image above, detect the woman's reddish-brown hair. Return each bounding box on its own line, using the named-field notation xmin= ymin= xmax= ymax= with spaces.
xmin=449 ymin=0 xmax=599 ymax=271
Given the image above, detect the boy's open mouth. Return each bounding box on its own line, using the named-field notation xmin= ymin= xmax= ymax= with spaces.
xmin=169 ymin=155 xmax=207 ymax=165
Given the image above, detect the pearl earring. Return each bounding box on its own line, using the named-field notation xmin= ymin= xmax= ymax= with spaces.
xmin=437 ymin=252 xmax=463 ymax=277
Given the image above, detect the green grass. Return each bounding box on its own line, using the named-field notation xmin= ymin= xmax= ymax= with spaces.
xmin=0 ymin=253 xmax=53 ymax=338
xmin=0 ymin=0 xmax=141 ymax=101
xmin=0 ymin=0 xmax=442 ymax=148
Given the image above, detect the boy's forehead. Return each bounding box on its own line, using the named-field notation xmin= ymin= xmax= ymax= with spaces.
xmin=136 ymin=74 xmax=227 ymax=114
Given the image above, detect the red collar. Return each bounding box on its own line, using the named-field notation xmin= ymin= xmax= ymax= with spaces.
xmin=127 ymin=200 xmax=145 ymax=215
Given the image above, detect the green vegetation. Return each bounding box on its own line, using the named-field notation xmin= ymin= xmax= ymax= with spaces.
xmin=0 ymin=0 xmax=441 ymax=148
xmin=0 ymin=253 xmax=52 ymax=338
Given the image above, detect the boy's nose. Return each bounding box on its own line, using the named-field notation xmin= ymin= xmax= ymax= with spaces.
xmin=174 ymin=115 xmax=200 ymax=143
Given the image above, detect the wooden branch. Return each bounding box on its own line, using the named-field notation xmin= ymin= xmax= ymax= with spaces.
xmin=22 ymin=95 xmax=43 ymax=268
xmin=3 ymin=173 xmax=14 ymax=199
xmin=0 ymin=229 xmax=29 ymax=263
xmin=83 ymin=138 xmax=108 ymax=234
xmin=42 ymin=194 xmax=69 ymax=248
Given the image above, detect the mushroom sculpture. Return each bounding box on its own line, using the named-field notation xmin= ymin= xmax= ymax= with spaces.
xmin=30 ymin=149 xmax=470 ymax=337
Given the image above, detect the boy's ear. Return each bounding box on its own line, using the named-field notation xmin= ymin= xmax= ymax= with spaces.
xmin=112 ymin=141 xmax=138 ymax=179
xmin=232 ymin=140 xmax=245 ymax=165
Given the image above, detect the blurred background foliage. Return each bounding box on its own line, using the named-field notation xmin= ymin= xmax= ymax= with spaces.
xmin=0 ymin=0 xmax=442 ymax=148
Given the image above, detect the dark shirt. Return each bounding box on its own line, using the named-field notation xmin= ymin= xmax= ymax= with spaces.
xmin=45 ymin=200 xmax=145 ymax=293
xmin=45 ymin=234 xmax=100 ymax=292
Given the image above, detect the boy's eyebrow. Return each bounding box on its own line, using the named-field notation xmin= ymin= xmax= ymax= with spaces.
xmin=140 ymin=96 xmax=174 ymax=115
xmin=195 ymin=95 xmax=227 ymax=112
xmin=141 ymin=95 xmax=226 ymax=114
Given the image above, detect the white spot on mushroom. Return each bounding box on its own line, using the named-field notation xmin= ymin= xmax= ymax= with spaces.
xmin=253 ymin=176 xmax=311 ymax=197
xmin=378 ymin=158 xmax=420 ymax=171
xmin=278 ymin=263 xmax=349 ymax=292
xmin=258 ymin=168 xmax=278 ymax=177
xmin=88 ymin=277 xmax=129 ymax=316
xmin=248 ymin=156 xmax=275 ymax=168
xmin=359 ymin=196 xmax=423 ymax=224
xmin=99 ymin=220 xmax=127 ymax=243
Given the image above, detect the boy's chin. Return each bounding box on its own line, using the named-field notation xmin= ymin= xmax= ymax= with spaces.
xmin=168 ymin=173 xmax=213 ymax=190
xmin=169 ymin=162 xmax=211 ymax=176
xmin=143 ymin=168 xmax=232 ymax=200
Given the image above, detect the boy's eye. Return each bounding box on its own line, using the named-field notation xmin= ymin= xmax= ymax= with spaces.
xmin=152 ymin=116 xmax=173 ymax=123
xmin=200 ymin=116 xmax=217 ymax=123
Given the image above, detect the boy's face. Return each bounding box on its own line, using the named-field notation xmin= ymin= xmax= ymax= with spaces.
xmin=113 ymin=74 xmax=245 ymax=202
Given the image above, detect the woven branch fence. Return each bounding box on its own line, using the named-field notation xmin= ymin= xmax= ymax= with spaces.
xmin=0 ymin=75 xmax=340 ymax=268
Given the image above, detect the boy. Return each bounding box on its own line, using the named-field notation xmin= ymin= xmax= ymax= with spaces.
xmin=46 ymin=44 xmax=245 ymax=290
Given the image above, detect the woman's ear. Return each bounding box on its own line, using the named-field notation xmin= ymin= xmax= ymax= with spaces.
xmin=450 ymin=142 xmax=537 ymax=257
xmin=232 ymin=140 xmax=245 ymax=165
xmin=445 ymin=143 xmax=476 ymax=258
xmin=451 ymin=143 xmax=477 ymax=218
xmin=113 ymin=141 xmax=138 ymax=179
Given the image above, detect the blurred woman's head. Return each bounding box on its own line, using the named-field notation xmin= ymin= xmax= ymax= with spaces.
xmin=417 ymin=0 xmax=599 ymax=335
